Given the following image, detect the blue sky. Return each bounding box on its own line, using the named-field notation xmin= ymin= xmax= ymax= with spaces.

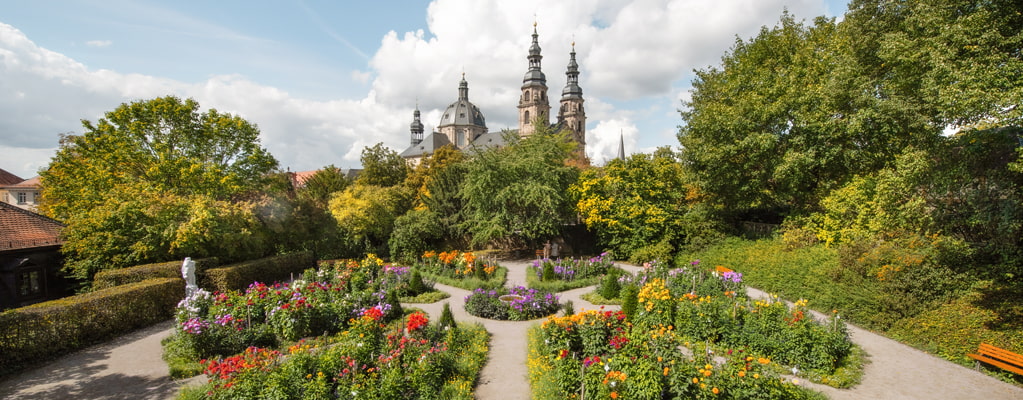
xmin=0 ymin=0 xmax=849 ymax=179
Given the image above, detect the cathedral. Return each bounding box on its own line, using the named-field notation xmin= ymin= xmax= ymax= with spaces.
xmin=400 ymin=25 xmax=586 ymax=164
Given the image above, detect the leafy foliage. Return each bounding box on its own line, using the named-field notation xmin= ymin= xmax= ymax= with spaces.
xmin=41 ymin=96 xmax=278 ymax=280
xmin=460 ymin=128 xmax=580 ymax=247
xmin=357 ymin=143 xmax=410 ymax=187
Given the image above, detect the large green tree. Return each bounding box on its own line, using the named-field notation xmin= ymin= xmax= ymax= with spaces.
xmin=571 ymin=147 xmax=715 ymax=261
xmin=42 ymin=96 xmax=279 ymax=280
xmin=678 ymin=13 xmax=849 ymax=214
xmin=460 ymin=128 xmax=579 ymax=247
xmin=357 ymin=143 xmax=410 ymax=187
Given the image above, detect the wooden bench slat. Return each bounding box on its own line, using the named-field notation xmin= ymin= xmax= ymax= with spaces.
xmin=978 ymin=344 xmax=1023 ymax=364
xmin=969 ymin=343 xmax=1023 ymax=376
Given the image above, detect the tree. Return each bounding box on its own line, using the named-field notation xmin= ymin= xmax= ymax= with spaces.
xmin=298 ymin=165 xmax=351 ymax=206
xmin=460 ymin=127 xmax=579 ymax=247
xmin=571 ymin=147 xmax=717 ymax=260
xmin=679 ymin=13 xmax=861 ymax=215
xmin=357 ymin=143 xmax=410 ymax=187
xmin=328 ymin=184 xmax=410 ymax=255
xmin=41 ymin=96 xmax=279 ymax=280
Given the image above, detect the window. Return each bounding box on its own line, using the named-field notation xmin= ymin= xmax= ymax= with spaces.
xmin=457 ymin=130 xmax=466 ymax=147
xmin=524 ymin=110 xmax=530 ymax=123
xmin=17 ymin=192 xmax=26 ymax=204
xmin=18 ymin=269 xmax=42 ymax=297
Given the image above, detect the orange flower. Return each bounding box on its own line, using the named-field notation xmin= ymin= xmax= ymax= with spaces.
xmin=663 ymin=367 xmax=670 ymax=376
xmin=692 ymin=377 xmax=699 ymax=384
xmin=757 ymin=357 xmax=771 ymax=364
xmin=712 ymin=387 xmax=720 ymax=394
xmin=610 ymin=392 xmax=618 ymax=399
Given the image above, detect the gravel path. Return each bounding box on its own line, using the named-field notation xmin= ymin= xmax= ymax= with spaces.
xmin=1 ymin=259 xmax=1021 ymax=399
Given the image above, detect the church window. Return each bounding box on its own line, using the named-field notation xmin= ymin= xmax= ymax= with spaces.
xmin=524 ymin=110 xmax=530 ymax=122
xmin=525 ymin=90 xmax=530 ymax=100
xmin=457 ymin=130 xmax=465 ymax=147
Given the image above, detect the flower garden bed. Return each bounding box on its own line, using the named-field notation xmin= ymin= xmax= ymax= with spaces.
xmin=529 ymin=260 xmax=863 ymax=398
xmin=527 ymin=253 xmax=618 ymax=292
xmin=416 ymin=250 xmax=506 ymax=290
xmin=463 ymin=286 xmax=561 ymax=321
xmin=529 ymin=309 xmax=827 ymax=400
xmin=162 ymin=255 xmax=441 ymax=378
xmin=178 ymin=310 xmax=489 ymax=399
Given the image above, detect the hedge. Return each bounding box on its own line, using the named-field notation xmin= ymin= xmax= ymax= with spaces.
xmin=0 ymin=277 xmax=184 ymax=376
xmin=92 ymin=257 xmax=219 ymax=289
xmin=202 ymin=251 xmax=315 ymax=292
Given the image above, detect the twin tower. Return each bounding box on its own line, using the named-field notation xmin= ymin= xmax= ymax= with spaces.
xmin=401 ymin=24 xmax=586 ymax=163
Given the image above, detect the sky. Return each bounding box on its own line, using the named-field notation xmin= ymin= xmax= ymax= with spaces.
xmin=0 ymin=0 xmax=850 ymax=179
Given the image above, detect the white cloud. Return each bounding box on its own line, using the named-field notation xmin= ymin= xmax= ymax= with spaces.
xmin=588 ymin=118 xmax=639 ymax=165
xmin=0 ymin=0 xmax=832 ymax=178
xmin=85 ymin=40 xmax=111 ymax=47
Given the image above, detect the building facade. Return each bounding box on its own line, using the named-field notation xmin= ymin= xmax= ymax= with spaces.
xmin=401 ymin=25 xmax=586 ymax=163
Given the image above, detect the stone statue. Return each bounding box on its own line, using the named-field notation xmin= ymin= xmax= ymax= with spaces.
xmin=181 ymin=257 xmax=197 ymax=297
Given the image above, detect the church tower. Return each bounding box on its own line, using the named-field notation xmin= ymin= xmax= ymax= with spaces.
xmin=518 ymin=23 xmax=550 ymax=136
xmin=558 ymin=43 xmax=586 ymax=151
xmin=409 ymin=105 xmax=424 ymax=145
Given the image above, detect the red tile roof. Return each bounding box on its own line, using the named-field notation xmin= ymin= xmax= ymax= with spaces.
xmin=0 ymin=168 xmax=23 ymax=186
xmin=289 ymin=170 xmax=319 ymax=188
xmin=0 ymin=202 xmax=64 ymax=251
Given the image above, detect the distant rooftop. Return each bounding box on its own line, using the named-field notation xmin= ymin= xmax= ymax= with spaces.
xmin=0 ymin=202 xmax=64 ymax=251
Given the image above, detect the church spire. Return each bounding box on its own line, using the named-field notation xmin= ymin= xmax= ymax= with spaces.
xmin=561 ymin=42 xmax=582 ymax=101
xmin=519 ymin=22 xmax=550 ymax=136
xmin=458 ymin=72 xmax=469 ymax=101
xmin=410 ymin=103 xmax=424 ymax=145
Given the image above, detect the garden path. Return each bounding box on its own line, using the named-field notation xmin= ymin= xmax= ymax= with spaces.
xmin=1 ymin=259 xmax=1021 ymax=400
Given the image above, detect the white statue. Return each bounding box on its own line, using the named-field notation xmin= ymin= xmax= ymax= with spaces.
xmin=181 ymin=257 xmax=197 ymax=297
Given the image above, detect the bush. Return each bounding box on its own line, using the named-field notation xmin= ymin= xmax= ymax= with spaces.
xmin=0 ymin=278 xmax=183 ymax=376
xmin=202 ymin=251 xmax=314 ymax=292
xmin=92 ymin=257 xmax=219 ymax=289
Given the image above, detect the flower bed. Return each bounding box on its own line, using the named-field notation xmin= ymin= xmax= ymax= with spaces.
xmin=416 ymin=250 xmax=506 ymax=290
xmin=529 ymin=309 xmax=828 ymax=400
xmin=527 ymin=253 xmax=617 ymax=292
xmin=163 ymin=255 xmax=434 ymax=376
xmin=179 ymin=310 xmax=490 ymax=400
xmin=580 ymin=260 xmax=860 ymax=388
xmin=463 ymin=286 xmax=561 ymax=320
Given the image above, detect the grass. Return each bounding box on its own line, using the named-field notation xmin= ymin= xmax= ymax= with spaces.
xmin=579 ymin=290 xmax=621 ymax=305
xmin=419 ymin=266 xmax=507 ymax=290
xmin=525 ymin=266 xmax=604 ymax=292
xmin=401 ymin=289 xmax=450 ymax=304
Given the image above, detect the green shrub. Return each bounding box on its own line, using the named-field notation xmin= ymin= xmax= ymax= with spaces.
xmin=202 ymin=251 xmax=314 ymax=292
xmin=620 ymin=284 xmax=639 ymax=320
xmin=600 ymin=268 xmax=622 ymax=299
xmin=0 ymin=278 xmax=183 ymax=376
xmin=92 ymin=257 xmax=219 ymax=289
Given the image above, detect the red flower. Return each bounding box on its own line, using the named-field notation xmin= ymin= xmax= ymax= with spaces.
xmin=406 ymin=312 xmax=429 ymax=332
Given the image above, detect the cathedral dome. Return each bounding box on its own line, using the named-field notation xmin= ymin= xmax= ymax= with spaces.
xmin=438 ymin=76 xmax=486 ymax=128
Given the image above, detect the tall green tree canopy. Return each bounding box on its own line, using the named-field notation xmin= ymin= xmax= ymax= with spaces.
xmin=460 ymin=128 xmax=579 ymax=247
xmin=679 ymin=1 xmax=1022 ymax=217
xmin=42 ymin=96 xmax=279 ymax=279
xmin=357 ymin=143 xmax=410 ymax=187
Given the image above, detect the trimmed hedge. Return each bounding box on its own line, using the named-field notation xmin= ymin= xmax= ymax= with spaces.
xmin=0 ymin=277 xmax=184 ymax=376
xmin=202 ymin=251 xmax=315 ymax=292
xmin=93 ymin=257 xmax=219 ymax=289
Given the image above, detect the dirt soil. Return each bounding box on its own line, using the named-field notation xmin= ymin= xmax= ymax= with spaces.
xmin=1 ymin=260 xmax=1020 ymax=399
